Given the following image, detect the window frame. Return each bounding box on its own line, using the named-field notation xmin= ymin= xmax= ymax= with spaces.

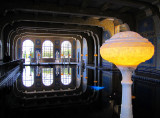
xmin=42 ymin=40 xmax=54 ymax=58
xmin=61 ymin=41 xmax=72 ymax=59
xmin=22 ymin=39 xmax=34 ymax=58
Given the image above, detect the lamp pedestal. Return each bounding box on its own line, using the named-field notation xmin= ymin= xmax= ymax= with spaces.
xmin=117 ymin=66 xmax=136 ymax=118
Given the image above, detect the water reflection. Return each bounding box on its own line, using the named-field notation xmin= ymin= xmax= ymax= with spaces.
xmin=90 ymin=86 xmax=104 ymax=91
xmin=0 ymin=65 xmax=160 ymax=118
xmin=22 ymin=66 xmax=34 ymax=87
xmin=42 ymin=68 xmax=53 ymax=86
xmin=36 ymin=66 xmax=41 ymax=77
xmin=0 ymin=65 xmax=121 ymax=118
xmin=82 ymin=68 xmax=87 ymax=92
xmin=61 ymin=66 xmax=71 ymax=85
xmin=76 ymin=66 xmax=81 ymax=88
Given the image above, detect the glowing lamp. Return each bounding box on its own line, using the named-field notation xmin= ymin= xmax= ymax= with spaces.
xmin=81 ymin=54 xmax=83 ymax=56
xmin=100 ymin=31 xmax=154 ymax=118
xmin=100 ymin=31 xmax=154 ymax=67
xmin=94 ymin=54 xmax=98 ymax=56
xmin=85 ymin=54 xmax=88 ymax=56
xmin=94 ymin=81 xmax=98 ymax=83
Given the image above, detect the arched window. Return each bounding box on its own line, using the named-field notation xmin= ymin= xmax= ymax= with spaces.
xmin=61 ymin=41 xmax=72 ymax=58
xmin=61 ymin=67 xmax=72 ymax=85
xmin=23 ymin=66 xmax=34 ymax=87
xmin=42 ymin=40 xmax=53 ymax=58
xmin=42 ymin=68 xmax=53 ymax=86
xmin=22 ymin=40 xmax=34 ymax=63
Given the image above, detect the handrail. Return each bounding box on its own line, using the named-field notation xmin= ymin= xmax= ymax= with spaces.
xmin=0 ymin=59 xmax=24 ymax=78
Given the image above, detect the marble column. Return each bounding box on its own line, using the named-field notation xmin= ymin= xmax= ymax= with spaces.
xmin=118 ymin=66 xmax=135 ymax=118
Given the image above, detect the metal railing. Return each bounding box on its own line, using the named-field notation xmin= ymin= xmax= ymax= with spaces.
xmin=0 ymin=59 xmax=24 ymax=78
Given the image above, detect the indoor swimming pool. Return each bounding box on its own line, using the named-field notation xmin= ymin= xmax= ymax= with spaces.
xmin=0 ymin=65 xmax=160 ymax=118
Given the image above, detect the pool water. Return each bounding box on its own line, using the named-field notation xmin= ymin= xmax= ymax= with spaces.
xmin=0 ymin=65 xmax=159 ymax=118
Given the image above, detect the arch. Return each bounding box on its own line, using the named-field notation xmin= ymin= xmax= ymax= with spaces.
xmin=42 ymin=68 xmax=53 ymax=86
xmin=22 ymin=39 xmax=34 ymax=64
xmin=61 ymin=67 xmax=72 ymax=85
xmin=83 ymin=38 xmax=88 ymax=66
xmin=61 ymin=41 xmax=72 ymax=58
xmin=42 ymin=40 xmax=53 ymax=58
xmin=76 ymin=40 xmax=81 ymax=63
xmin=94 ymin=34 xmax=101 ymax=66
xmin=22 ymin=66 xmax=34 ymax=87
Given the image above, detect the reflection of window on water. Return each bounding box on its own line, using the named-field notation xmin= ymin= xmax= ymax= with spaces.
xmin=42 ymin=40 xmax=53 ymax=58
xmin=23 ymin=66 xmax=34 ymax=87
xmin=61 ymin=68 xmax=72 ymax=85
xmin=42 ymin=68 xmax=53 ymax=86
xmin=61 ymin=41 xmax=72 ymax=58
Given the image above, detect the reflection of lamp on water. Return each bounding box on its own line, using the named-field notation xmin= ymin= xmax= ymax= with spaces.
xmin=100 ymin=31 xmax=154 ymax=118
xmin=90 ymin=86 xmax=104 ymax=91
xmin=68 ymin=66 xmax=71 ymax=75
xmin=61 ymin=66 xmax=65 ymax=75
xmin=36 ymin=66 xmax=41 ymax=76
xmin=56 ymin=66 xmax=60 ymax=76
xmin=29 ymin=67 xmax=32 ymax=76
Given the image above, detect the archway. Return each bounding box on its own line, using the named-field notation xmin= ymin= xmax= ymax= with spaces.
xmin=76 ymin=40 xmax=81 ymax=63
xmin=83 ymin=38 xmax=88 ymax=66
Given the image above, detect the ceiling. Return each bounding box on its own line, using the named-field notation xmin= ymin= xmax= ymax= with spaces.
xmin=0 ymin=0 xmax=160 ymax=43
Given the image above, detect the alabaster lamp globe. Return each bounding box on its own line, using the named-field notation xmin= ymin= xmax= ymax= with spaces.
xmin=100 ymin=31 xmax=154 ymax=67
xmin=100 ymin=31 xmax=154 ymax=118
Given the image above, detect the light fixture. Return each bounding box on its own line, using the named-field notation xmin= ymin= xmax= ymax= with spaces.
xmin=100 ymin=31 xmax=154 ymax=118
